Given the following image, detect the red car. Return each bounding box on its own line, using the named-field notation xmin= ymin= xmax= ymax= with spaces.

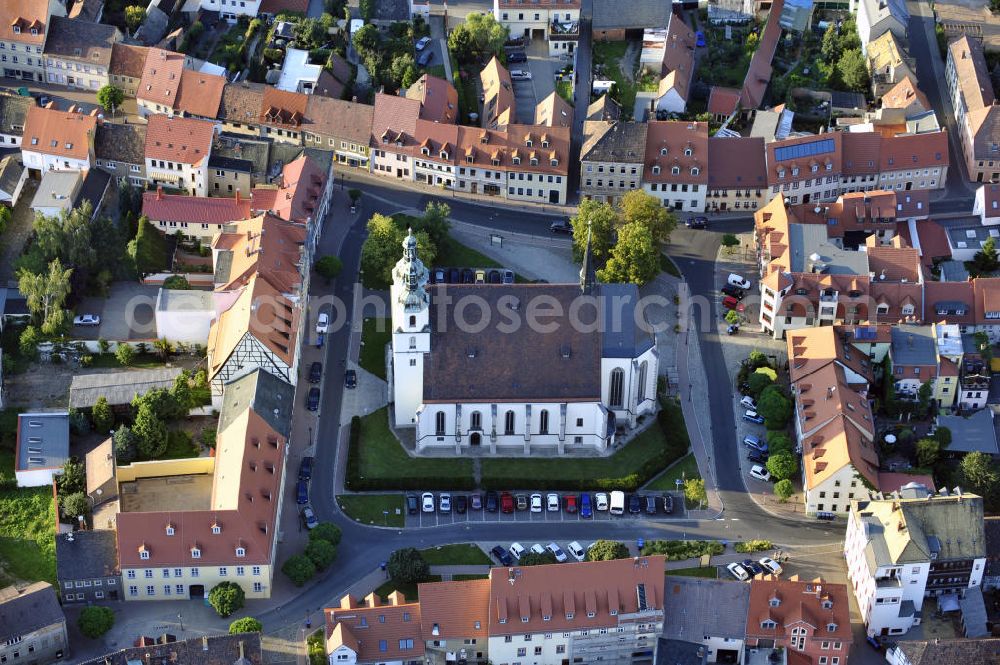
xmin=564 ymin=494 xmax=578 ymax=513
xmin=500 ymin=491 xmax=515 ymax=514
xmin=722 ymin=295 xmax=745 ymax=312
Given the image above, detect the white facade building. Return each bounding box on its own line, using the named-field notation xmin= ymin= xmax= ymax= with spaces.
xmin=197 ymin=0 xmax=262 ymax=21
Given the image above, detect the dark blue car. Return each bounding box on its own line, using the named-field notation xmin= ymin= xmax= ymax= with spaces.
xmin=296 ymin=480 xmax=309 ymax=505
xmin=580 ymin=493 xmax=592 ymax=518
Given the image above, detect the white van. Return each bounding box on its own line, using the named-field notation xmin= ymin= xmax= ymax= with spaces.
xmin=609 ymin=491 xmax=625 ymax=515
xmin=728 ymin=273 xmax=752 ymax=290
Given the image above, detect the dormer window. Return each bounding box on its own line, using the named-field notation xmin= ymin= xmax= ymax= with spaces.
xmin=769 ymin=598 xmax=780 ymax=607
xmin=525 ymin=139 xmax=533 ymax=147
xmin=791 ymin=167 xmax=799 ymax=176
xmin=30 ymin=28 xmax=38 ymax=36
xmin=512 ymin=156 xmax=521 ymax=165
xmin=691 ymin=167 xmax=700 ymax=176
xmin=652 ymin=166 xmax=661 ymax=175
xmin=826 ymin=623 xmax=837 ymax=632
xmin=778 ymin=168 xmax=786 ymax=178
xmin=822 ymin=600 xmax=833 ymax=610
xmin=235 ymin=547 xmax=246 ymax=558
xmin=541 ymin=140 xmax=549 ymax=148
xmin=480 ymin=133 xmax=489 ymax=144
xmin=492 ymin=158 xmax=500 ymax=166
xmin=550 ymin=158 xmax=558 ymax=167
xmin=382 ymin=136 xmax=389 ymax=144
xmin=165 ymin=525 xmax=175 ymax=536
xmin=543 ymin=614 xmax=551 ymax=621
xmin=439 ymin=150 xmax=449 ymax=160
xmin=826 ymin=162 xmax=832 ymax=170
xmin=530 ymin=157 xmax=538 ymax=166
xmin=587 ymin=611 xmax=596 ymax=618
xmin=671 ymin=166 xmax=680 ymax=175
xmin=212 ymin=524 xmax=221 ymax=535
xmin=467 ymin=155 xmax=474 ymax=164
xmin=12 ymin=26 xmax=20 ymax=34
xmin=191 ymin=547 xmax=201 ymax=559
xmin=811 ymin=164 xmax=818 ymax=172
xmin=521 ymin=616 xmax=529 ymax=623
xmin=421 ymin=147 xmax=430 ymax=156
xmin=566 ymin=612 xmax=574 ymax=620
xmin=139 ymin=545 xmax=150 ymax=560
xmin=761 ymin=620 xmax=777 ymax=629
xmin=660 ymin=147 xmax=667 ymax=156
xmin=684 ymin=148 xmax=692 ymax=156
xmin=609 ymin=609 xmax=618 ymax=616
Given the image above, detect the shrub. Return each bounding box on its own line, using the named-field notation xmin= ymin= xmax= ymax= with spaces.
xmin=115 ymin=343 xmax=135 ymax=367
xmin=208 ymin=581 xmax=245 ymax=617
xmin=310 ymin=522 xmax=342 ymax=546
xmin=61 ymin=492 xmax=90 ymax=520
xmin=163 ymin=275 xmax=191 ymax=289
xmin=283 ymin=554 xmax=316 ymax=586
xmin=78 ymin=606 xmax=115 ymax=638
xmin=765 ymin=451 xmax=799 ymax=481
xmin=757 ymin=385 xmax=792 ymax=429
xmin=518 ymin=551 xmax=557 ymax=566
xmin=585 ymin=540 xmax=629 ymax=561
xmin=640 ymin=540 xmax=724 ymax=560
xmin=774 ymin=478 xmax=794 ymax=501
xmin=387 ymin=547 xmax=430 ymax=584
xmin=229 ymin=617 xmax=262 ymax=634
xmin=734 ymin=539 xmax=773 ymax=553
xmin=684 ymin=478 xmax=706 ymax=506
xmin=91 ymin=396 xmax=114 ymax=433
xmin=305 ymin=538 xmax=337 ymax=570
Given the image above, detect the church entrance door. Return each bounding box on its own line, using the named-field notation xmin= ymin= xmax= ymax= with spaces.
xmin=470 ymin=432 xmax=481 ymax=446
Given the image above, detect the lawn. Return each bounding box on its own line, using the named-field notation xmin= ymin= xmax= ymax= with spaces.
xmin=374 ymin=575 xmax=442 ymax=602
xmin=360 ymin=318 xmax=391 ymax=380
xmin=347 ymin=408 xmax=475 ymax=490
xmin=592 ymin=41 xmax=637 ymax=117
xmin=0 ymin=486 xmax=57 ymax=586
xmin=87 ymin=353 xmax=165 ymax=369
xmin=425 ymin=64 xmax=447 ymax=79
xmin=435 ymin=237 xmax=504 ymax=270
xmin=162 ymin=430 xmax=201 ymax=460
xmin=647 ymin=453 xmax=701 ymax=491
xmin=337 ymin=494 xmax=405 ymax=527
xmin=668 ymin=566 xmax=718 ymax=579
xmin=453 ymin=574 xmax=490 ymax=580
xmin=556 ymin=79 xmax=574 ymax=106
xmin=420 ymin=544 xmax=491 ymax=566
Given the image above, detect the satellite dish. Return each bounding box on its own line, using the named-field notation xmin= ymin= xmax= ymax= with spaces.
xmin=884 ymin=434 xmax=897 ymax=444
xmin=809 ymin=252 xmax=821 ymax=262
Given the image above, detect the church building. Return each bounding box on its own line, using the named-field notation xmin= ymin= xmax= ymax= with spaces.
xmin=390 ymin=230 xmax=659 ymax=455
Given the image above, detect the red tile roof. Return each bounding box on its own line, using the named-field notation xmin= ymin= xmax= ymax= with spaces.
xmin=1 ymin=0 xmax=50 ymax=45
xmin=659 ymin=13 xmax=695 ymax=103
xmin=406 ymin=74 xmax=459 ymax=124
xmin=643 ymin=120 xmax=708 ymax=185
xmin=746 ymin=577 xmax=852 ymax=647
xmin=22 ymin=105 xmax=96 ymax=162
xmin=371 ymin=92 xmax=421 ymax=145
xmin=175 ymin=69 xmax=227 ymax=119
xmin=142 ymin=190 xmax=252 ymax=225
xmin=707 ymin=86 xmax=741 ymax=117
xmin=879 ymin=131 xmax=949 ymax=171
xmin=251 ymin=155 xmax=327 ymax=223
xmin=741 ymin=0 xmax=784 ymax=108
xmin=707 ymin=136 xmax=767 ymax=190
xmin=260 ymin=87 xmax=308 ymax=128
xmin=841 ymin=131 xmax=882 ymax=177
xmin=145 ymin=114 xmax=215 ymax=165
xmin=138 ymin=48 xmax=185 ymax=109
xmin=259 ymin=0 xmax=309 ymax=13
xmin=765 ymin=131 xmax=843 ymax=186
xmin=327 ymin=594 xmax=423 ymax=663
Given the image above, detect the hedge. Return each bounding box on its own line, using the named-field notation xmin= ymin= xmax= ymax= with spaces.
xmin=641 ymin=540 xmax=725 ymax=561
xmin=734 ymin=539 xmax=773 ymax=553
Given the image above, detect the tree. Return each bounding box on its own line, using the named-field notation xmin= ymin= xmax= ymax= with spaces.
xmin=18 ymin=325 xmax=40 ymax=358
xmin=448 ymin=12 xmax=507 ymax=61
xmin=620 ymin=189 xmax=676 ymax=244
xmin=774 ymin=478 xmax=794 ymax=502
xmin=359 ymin=214 xmax=436 ymax=289
xmin=415 ymin=201 xmax=451 ymax=248
xmin=18 ymin=258 xmax=72 ymax=332
xmin=133 ymin=403 xmax=168 ymax=458
xmin=448 ymin=26 xmax=476 ymax=62
xmin=310 ymin=522 xmax=342 ymax=546
xmin=725 ymin=310 xmax=741 ymax=325
xmin=315 ymin=255 xmax=343 ymax=283
xmin=974 ymin=331 xmax=993 ymax=363
xmin=229 ymin=617 xmax=262 ymax=634
xmin=127 ymin=216 xmax=168 ymax=276
xmin=598 ymin=222 xmax=660 ymax=286
xmin=61 ymin=492 xmax=90 ymax=520
xmin=305 ymin=538 xmax=337 ymax=570
xmin=916 ymin=438 xmax=941 ymax=467
xmin=282 ymin=554 xmax=316 ymax=586
xmin=125 ymin=5 xmax=146 ymax=32
xmin=388 ymin=53 xmax=418 ymax=91
xmin=960 ymin=451 xmax=999 ymax=501
xmin=584 ymin=539 xmax=629 ymax=561
xmin=163 ymin=275 xmax=191 ymax=290
xmin=570 ymin=199 xmax=618 ymax=263
xmin=113 ymin=425 xmax=139 ymax=464
xmin=69 ymin=408 xmax=90 ymax=435
xmin=916 ymin=381 xmax=934 ymax=418
xmin=721 ymin=233 xmax=740 ymax=253
xmin=78 ymin=606 xmax=115 ymax=638
xmin=97 ymin=84 xmax=124 ymax=113
xmin=766 ymin=451 xmax=799 ymax=481
xmin=387 ymin=547 xmax=430 ymax=584
xmin=58 ymin=459 xmax=86 ymax=495
xmin=208 ymin=581 xmax=245 ymax=617
xmin=747 ymin=370 xmax=774 ymax=398
xmin=935 ymin=426 xmax=952 ymax=448
xmin=153 ymin=337 xmax=174 ymax=362
xmin=684 ymin=478 xmax=707 ymax=506
xmin=359 ymin=0 xmax=375 ymax=19
xmin=821 ymin=24 xmax=842 ymax=61
xmin=766 ymin=432 xmax=793 ymax=454
xmin=0 ymin=206 xmax=10 ymax=235
xmin=837 ymin=49 xmax=869 ymax=92
xmin=757 ymin=385 xmax=793 ymax=429
xmin=518 ymin=551 xmax=557 ymax=566
xmin=115 ymin=343 xmax=135 ymax=367
xmin=352 ymin=23 xmax=381 ymax=57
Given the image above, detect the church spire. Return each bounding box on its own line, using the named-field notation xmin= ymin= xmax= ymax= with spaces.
xmin=580 ymin=226 xmax=596 ymax=295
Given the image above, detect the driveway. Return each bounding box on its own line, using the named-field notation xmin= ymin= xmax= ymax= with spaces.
xmin=74 ymin=282 xmax=161 ymax=341
xmin=513 ymin=40 xmax=563 ymax=123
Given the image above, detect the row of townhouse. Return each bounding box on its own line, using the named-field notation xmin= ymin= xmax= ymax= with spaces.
xmin=945 ymin=35 xmax=1000 ymax=184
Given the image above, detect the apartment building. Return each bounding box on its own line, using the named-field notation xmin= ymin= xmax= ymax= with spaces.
xmin=136 ymin=48 xmax=186 ymax=116
xmin=652 ymin=13 xmax=696 ymax=115
xmin=406 ymin=74 xmax=459 ymax=124
xmin=327 ymin=592 xmax=424 ymax=664
xmin=535 ymin=91 xmax=573 ymax=128
xmin=841 ymin=132 xmax=883 ymax=194
xmin=108 ymin=42 xmax=149 ymax=97
xmin=209 ymin=155 xmax=252 ymax=197
xmin=144 ymin=114 xmax=215 ymax=196
xmin=765 ymin=132 xmax=843 ymax=205
xmin=945 ymin=36 xmax=1000 ymax=183
xmin=0 ymin=582 xmax=68 ymax=663
xmin=706 ymin=136 xmax=768 ymax=212
xmin=43 ymin=16 xmax=120 ymax=90
xmin=878 ymin=132 xmax=948 ymax=192
xmin=20 ymin=104 xmax=97 ymax=174
xmin=218 ymin=82 xmax=267 ymax=137
xmin=0 ymin=0 xmax=64 ymax=83
xmin=175 ymin=69 xmax=227 ymax=120
xmin=580 ymin=121 xmax=647 ymax=204
xmin=251 ymin=153 xmax=334 ymax=252
xmin=661 ymin=576 xmax=749 ymax=664
xmin=142 ymin=188 xmax=253 ymax=242
xmin=303 ymin=96 xmax=374 ymax=168
xmin=642 ymin=121 xmax=708 ymax=211
xmin=493 ymin=0 xmax=580 ymax=55
xmin=880 ymin=76 xmax=932 ymax=118
xmin=890 ymin=325 xmax=937 ymax=398
xmin=420 ymin=579 xmax=491 ymax=665
xmin=259 ymin=87 xmax=308 ymax=145
xmin=845 ymin=484 xmax=986 ymax=637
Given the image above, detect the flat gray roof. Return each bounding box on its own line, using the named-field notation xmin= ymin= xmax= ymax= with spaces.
xmin=947 ymin=224 xmax=1000 ymax=251
xmin=662 ymin=577 xmax=749 ymax=643
xmin=936 ymin=410 xmax=1000 ymax=455
xmin=16 ymin=412 xmax=69 ymax=472
xmin=69 ymin=368 xmax=184 ymax=408
xmin=788 ymin=224 xmax=870 ymax=275
xmin=892 ymin=325 xmax=938 ymax=366
xmin=156 ymin=288 xmax=214 ymax=312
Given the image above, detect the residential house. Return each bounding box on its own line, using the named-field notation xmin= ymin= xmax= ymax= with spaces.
xmin=276 ymin=48 xmax=323 ymax=95
xmin=946 ymin=36 xmax=1000 ymax=184
xmin=0 ymin=155 xmax=28 ymax=206
xmin=108 ymin=42 xmax=148 ymax=97
xmin=886 ymin=638 xmax=1000 ymax=665
xmin=31 ymin=169 xmax=82 ymax=217
xmin=259 ymin=87 xmax=308 ymax=145
xmin=879 ymin=76 xmax=931 ymax=118
xmin=661 ymin=576 xmax=749 ymax=663
xmin=136 ymin=48 xmax=185 ymax=116
xmin=144 ymin=114 xmax=215 ymax=196
xmin=765 ymin=132 xmax=843 ymax=205
xmin=116 ymin=368 xmax=293 ymax=601
xmin=866 ymin=32 xmax=916 ymax=98
xmin=535 ymin=91 xmax=573 ymax=128
xmin=706 ymin=136 xmax=767 ymax=212
xmin=20 ymin=104 xmax=97 ymax=174
xmin=0 ymin=92 xmax=34 ymax=148
xmin=706 ymin=86 xmax=741 ymax=123
xmin=14 ymin=411 xmax=69 ymax=488
xmin=857 ymin=0 xmax=908 ymax=53
xmin=213 ymin=132 xmax=271 ymax=183
xmin=451 ymin=125 xmax=515 ymax=199
xmin=878 ymin=131 xmax=949 ymax=192
xmin=587 ymin=94 xmax=621 ymax=123
xmin=198 ymin=0 xmax=263 ymax=21
xmin=209 ymin=155 xmax=252 ymax=198
xmin=741 ymin=0 xmax=784 ymax=109
xmin=370 ymin=92 xmax=421 ymax=180
xmin=501 ymin=124 xmax=570 ymax=205
xmin=218 ymin=82 xmax=267 ymax=137
xmin=142 ymin=187 xmax=252 ymax=242
xmin=327 ymin=592 xmax=425 ymax=664
xmin=406 ymin=74 xmax=459 ymax=124
xmin=1 ymin=0 xmax=64 ymax=83
xmin=80 ymin=634 xmax=262 ymax=665
xmin=303 ymin=96 xmax=373 ymax=168
xmin=591 ymin=0 xmax=670 ymax=40
xmin=481 ymin=56 xmax=515 ymax=131
xmin=844 ymin=484 xmax=987 ymax=636
xmin=580 ymin=121 xmax=647 ymax=204
xmin=43 ymin=16 xmax=120 ymax=90
xmin=652 ymin=13 xmax=695 ymax=115
xmin=174 ymin=69 xmax=227 ymax=120
xmin=0 ymin=582 xmax=68 ymax=663
xmin=841 ymin=131 xmax=883 ymax=194
xmin=493 ymin=0 xmax=580 ymax=55
xmin=974 ymin=183 xmax=1000 ymax=224
xmin=95 ymin=122 xmax=147 ymax=186
xmin=891 ymin=325 xmax=937 ymax=399
xmin=55 ymin=529 xmax=121 ymax=603
xmin=745 ymin=577 xmax=853 ymax=665
xmin=953 ymin=337 xmax=989 ymax=410
xmin=642 ymin=120 xmax=708 ymax=212
xmin=418 ymin=579 xmax=491 ymax=665
xmin=251 ymin=153 xmax=334 ymax=250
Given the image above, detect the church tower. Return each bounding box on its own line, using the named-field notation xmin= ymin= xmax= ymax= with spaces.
xmin=390 ymin=229 xmax=431 ymax=427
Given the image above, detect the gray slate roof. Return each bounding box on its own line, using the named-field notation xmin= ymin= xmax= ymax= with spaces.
xmin=78 ymin=168 xmax=111 ymax=217
xmin=209 ymin=155 xmax=254 ymax=173
xmin=655 ymin=638 xmax=708 ymax=665
xmin=892 ymin=637 xmax=1000 ymax=665
xmin=593 ymin=0 xmax=670 ymax=31
xmin=0 ymin=582 xmax=66 ymax=641
xmin=214 ymin=132 xmax=270 ymax=176
xmin=661 ymin=576 xmax=750 ymax=643
xmin=219 ymin=368 xmax=294 ymax=439
xmin=44 ymin=16 xmax=120 ymax=66
xmin=891 ymin=324 xmax=938 ymax=366
xmin=69 ymin=367 xmax=184 ymax=408
xmin=936 ymin=410 xmax=1000 ymax=455
xmin=0 ymin=155 xmax=24 ymax=196
xmin=960 ymin=586 xmax=988 ymax=637
xmin=600 ymin=284 xmax=655 ymax=358
xmin=586 ymin=95 xmax=621 ymax=123
xmin=79 ymin=633 xmax=263 ymax=665
xmin=55 ymin=529 xmax=119 ymax=580
xmin=95 ymin=123 xmax=147 ymax=165
xmin=16 ymin=412 xmax=69 ymax=473
xmin=0 ymin=94 xmax=33 ymax=137
xmin=581 ymin=122 xmax=648 ymax=163
xmin=373 ymin=0 xmax=410 ymax=21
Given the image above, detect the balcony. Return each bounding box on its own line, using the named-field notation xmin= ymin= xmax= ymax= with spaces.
xmin=551 ymin=20 xmax=579 ymax=37
xmin=819 ymin=292 xmax=838 ymax=303
xmin=875 ymin=576 xmax=902 ymax=589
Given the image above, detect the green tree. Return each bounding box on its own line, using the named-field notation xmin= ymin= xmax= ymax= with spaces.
xmin=113 ymin=425 xmax=138 ymax=464
xmin=78 ymin=606 xmax=115 ymax=638
xmin=115 ymin=343 xmax=135 ymax=367
xmin=960 ymin=451 xmax=1000 ymax=502
xmin=163 ymin=275 xmax=191 ymax=289
xmin=774 ymin=478 xmax=794 ymax=501
xmin=584 ymin=539 xmax=629 ymax=561
xmin=208 ymin=581 xmax=246 ymax=617
xmin=747 ymin=370 xmax=774 ymax=398
xmin=133 ymin=403 xmax=168 ymax=458
xmin=18 ymin=258 xmax=72 ymax=332
xmin=310 ymin=522 xmax=342 ymax=546
xmin=352 ymin=23 xmax=381 ymax=58
xmin=125 ymin=5 xmax=146 ymax=32
xmin=387 ymin=547 xmax=430 ymax=584
xmin=935 ymin=426 xmax=952 ymax=448
xmin=68 ymin=408 xmax=91 ymax=435
xmin=767 ymin=432 xmax=793 ymax=454
xmin=97 ymin=84 xmax=124 ymax=113
xmin=359 ymin=0 xmax=375 ymax=19
xmin=33 ymin=200 xmax=97 ymax=271
xmin=389 ymin=52 xmax=418 ymax=91
xmin=765 ymin=451 xmax=799 ymax=480
xmin=61 ymin=491 xmax=90 ymax=520
xmin=916 ymin=381 xmax=934 ymax=418
xmin=916 ymin=438 xmax=940 ymax=467
xmin=518 ymin=551 xmax=557 ymax=566
xmin=57 ymin=459 xmax=86 ymax=495
xmin=153 ymin=338 xmax=174 ymax=362
xmin=415 ymin=201 xmax=451 ymax=248
xmin=821 ymin=24 xmax=842 ymax=61
xmin=282 ymin=554 xmax=316 ymax=586
xmin=620 ymin=189 xmax=676 ymax=243
xmin=305 ymin=538 xmax=337 ymax=570
xmin=598 ymin=222 xmax=660 ymax=285
xmin=721 ymin=233 xmax=740 ymax=253
xmin=127 ymin=216 xmax=168 ymax=276
xmin=974 ymin=331 xmax=993 ymax=363
xmin=684 ymin=478 xmax=707 ymax=506
xmin=448 ymin=12 xmax=507 ymax=61
xmin=725 ymin=310 xmax=741 ymax=325
xmin=18 ymin=325 xmax=40 ymax=358
xmin=359 ymin=214 xmax=436 ymax=289
xmin=229 ymin=617 xmax=263 ymax=634
xmin=757 ymin=385 xmax=793 ymax=429
xmin=837 ymin=49 xmax=869 ymax=91
xmin=315 ymin=255 xmax=343 ymax=283
xmin=570 ymin=199 xmax=618 ymax=263
xmin=0 ymin=206 xmax=10 ymax=235
xmin=448 ymin=26 xmax=476 ymax=62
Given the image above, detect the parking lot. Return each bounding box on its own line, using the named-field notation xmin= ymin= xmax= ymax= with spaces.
xmin=74 ymin=282 xmax=161 ymax=341
xmin=510 ymin=39 xmax=566 ymax=123
xmin=404 ymin=491 xmax=686 ymax=527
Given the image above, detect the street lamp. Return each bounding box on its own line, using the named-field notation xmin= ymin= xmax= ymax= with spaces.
xmin=178 ymin=613 xmax=184 ymax=631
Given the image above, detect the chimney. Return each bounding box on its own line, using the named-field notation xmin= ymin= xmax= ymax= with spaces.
xmin=156 ymin=185 xmax=163 ymax=200
xmin=202 ymin=636 xmax=209 ymax=651
xmin=235 ymin=189 xmax=240 ymax=204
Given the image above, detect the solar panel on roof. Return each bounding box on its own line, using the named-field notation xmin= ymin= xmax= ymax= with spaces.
xmin=773 ymin=138 xmax=836 ymax=162
xmin=854 ymin=326 xmax=877 ymax=340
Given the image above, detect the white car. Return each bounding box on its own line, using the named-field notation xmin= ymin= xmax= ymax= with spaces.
xmin=421 ymin=492 xmax=435 ymax=513
xmin=509 ymin=542 xmax=526 ymax=561
xmin=530 ymin=543 xmax=545 ymax=556
xmin=73 ymin=314 xmax=100 ymax=326
xmin=759 ymin=556 xmax=783 ymax=575
xmin=749 ymin=465 xmax=772 ymax=482
xmin=546 ymin=493 xmax=559 ymax=512
xmin=415 ymin=36 xmax=431 ymax=51
xmin=740 ymin=395 xmax=757 ymax=410
xmin=595 ymin=492 xmax=609 ymax=511
xmin=439 ymin=493 xmax=451 ymax=512
xmin=727 ymin=562 xmax=750 ymax=581
xmin=567 ymin=541 xmax=586 ymax=561
xmin=510 ymin=69 xmax=532 ymax=80
xmin=316 ymin=312 xmax=330 ymax=334
xmin=546 ymin=542 xmax=567 ymax=562
xmin=728 ymin=273 xmax=752 ymax=290
xmin=530 ymin=493 xmax=543 ymax=513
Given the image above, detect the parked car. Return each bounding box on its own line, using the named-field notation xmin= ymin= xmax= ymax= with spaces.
xmin=685 ymin=216 xmax=708 ymax=229
xmin=298 ymin=456 xmax=313 ymax=481
xmin=722 ymin=295 xmax=745 ymax=311
xmin=866 ymin=636 xmax=882 ymax=651
xmin=439 ymin=493 xmax=451 ymax=513
xmin=434 ymin=267 xmax=446 ymax=283
xmin=500 ymin=491 xmax=515 ymax=513
xmin=300 ymin=505 xmax=318 ymax=529
xmin=546 ymin=542 xmax=567 ymax=562
xmin=749 ymin=465 xmax=772 ymax=482
xmin=695 ymin=30 xmax=706 ymax=47
xmin=488 ymin=269 xmax=502 ymax=284
xmin=470 ymin=494 xmax=483 ymax=510
xmin=530 ymin=493 xmax=543 ymax=513
xmin=748 ymin=451 xmax=768 ymax=465
xmin=316 ymin=332 xmax=325 ymax=349
xmin=742 ymin=559 xmax=765 ymax=576
xmin=740 ymin=395 xmax=757 ymax=410
xmin=743 ymin=410 xmax=765 ymax=424
xmin=475 ymin=269 xmax=486 ymax=283
xmin=73 ymin=314 xmax=101 ymax=326
xmin=462 ymin=268 xmax=475 ymax=283
xmin=515 ymin=494 xmax=528 ymax=511
xmin=580 ymin=493 xmax=593 ymax=518
xmin=306 ymin=387 xmax=320 ymax=411
xmin=726 ymin=562 xmax=750 ymax=581
xmin=509 ymin=542 xmax=526 ymax=560
xmin=567 ymin=541 xmax=586 ymax=561
xmin=296 ymin=480 xmax=309 ymax=504
xmin=530 ymin=543 xmax=545 ymax=556
xmin=743 ymin=435 xmax=768 ymax=452
xmin=508 ymin=51 xmax=527 ymax=63
xmin=645 ymin=495 xmax=657 ymax=514
xmin=455 ymin=494 xmax=467 ymax=513
xmin=728 ymin=273 xmax=752 ymax=290
xmin=415 ymin=36 xmax=431 ymax=50
xmin=448 ymin=267 xmax=460 ymax=283
xmin=510 ymin=69 xmax=532 ymax=80
xmin=721 ymin=285 xmax=745 ymax=299
xmin=417 ymin=48 xmax=434 ymax=66
xmin=627 ymin=494 xmax=641 ymax=514
xmin=727 ymin=324 xmax=740 ymax=335
xmin=485 ymin=491 xmax=499 ymax=512
xmin=564 ymin=494 xmax=578 ymax=513
xmin=502 ymin=269 xmax=514 ymax=284
xmin=406 ymin=493 xmax=418 ymax=515
xmin=309 ymin=361 xmax=323 ymax=383
xmin=759 ymin=557 xmax=783 ymax=575
xmin=315 ymin=312 xmax=330 ymax=334
xmin=609 ymin=491 xmax=625 ymax=515
xmin=550 ymin=220 xmax=572 ymax=234
xmin=595 ymin=492 xmax=609 ymax=511
xmin=345 ymin=370 xmax=358 ymax=389
xmin=491 ymin=545 xmax=513 ymax=566
xmin=662 ymin=493 xmax=674 ymax=513
xmin=422 ymin=492 xmax=435 ymax=513
xmin=546 ymin=493 xmax=560 ymax=512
